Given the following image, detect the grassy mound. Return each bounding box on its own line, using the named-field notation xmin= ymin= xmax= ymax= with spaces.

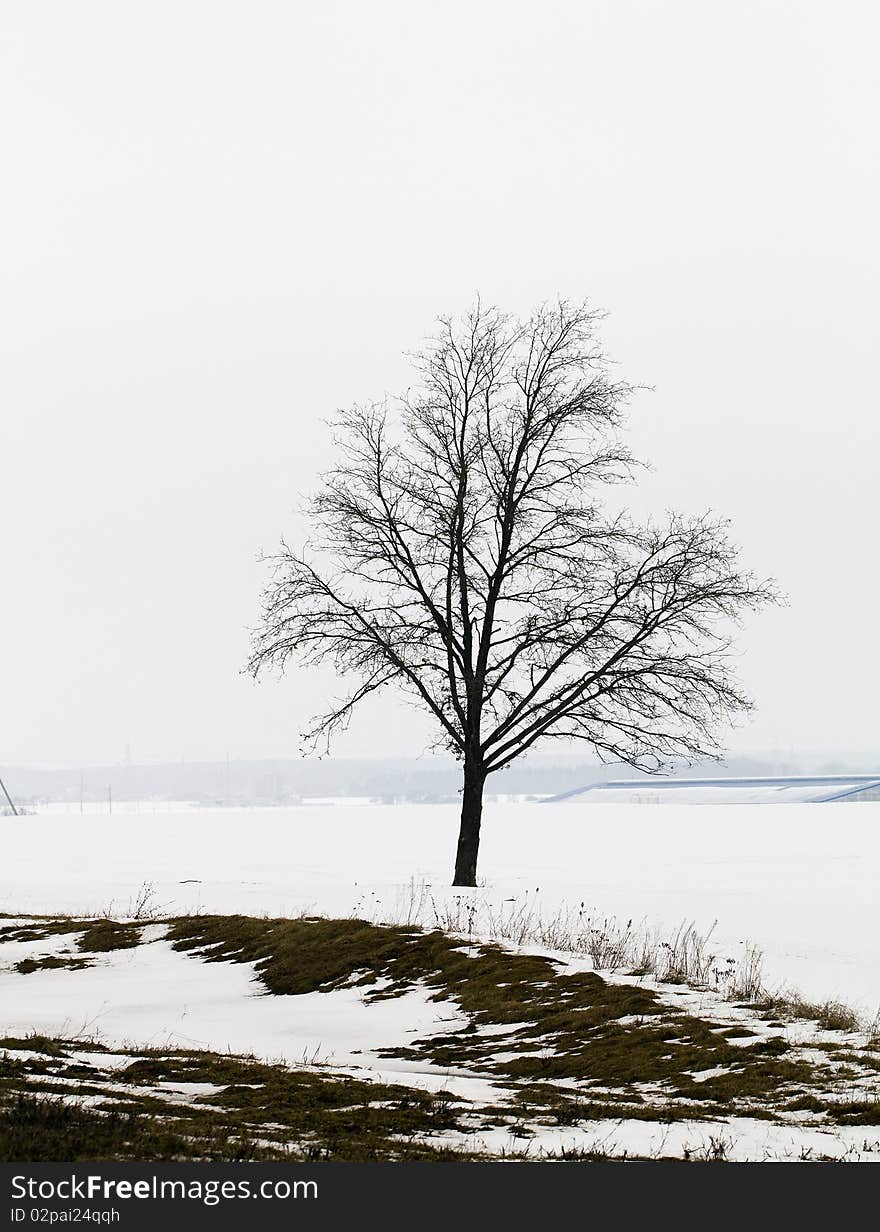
xmin=1 ymin=913 xmax=878 ymax=1160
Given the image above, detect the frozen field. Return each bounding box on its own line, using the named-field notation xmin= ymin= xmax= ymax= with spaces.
xmin=3 ymin=800 xmax=878 ymax=1013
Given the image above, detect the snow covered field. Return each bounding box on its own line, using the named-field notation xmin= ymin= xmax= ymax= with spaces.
xmin=3 ymin=801 xmax=879 ymax=1163
xmin=0 ymin=924 xmax=473 ymax=1087
xmin=3 ymin=800 xmax=878 ymax=1013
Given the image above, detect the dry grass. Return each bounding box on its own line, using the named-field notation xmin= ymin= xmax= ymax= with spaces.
xmin=362 ymin=878 xmax=769 ymax=1003
xmin=360 ymin=880 xmax=876 ymax=1034
xmin=758 ymin=995 xmax=864 ymax=1034
xmin=3 ymin=914 xmax=879 ymax=1162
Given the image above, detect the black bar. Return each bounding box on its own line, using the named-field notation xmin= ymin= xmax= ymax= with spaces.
xmin=1 ymin=1161 xmax=871 ymax=1229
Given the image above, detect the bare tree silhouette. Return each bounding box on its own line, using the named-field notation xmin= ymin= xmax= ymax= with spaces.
xmin=249 ymin=301 xmax=777 ymax=885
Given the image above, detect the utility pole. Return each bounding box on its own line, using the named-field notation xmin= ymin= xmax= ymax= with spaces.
xmin=0 ymin=772 xmax=18 ymax=816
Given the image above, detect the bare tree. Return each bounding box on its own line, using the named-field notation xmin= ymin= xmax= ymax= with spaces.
xmin=249 ymin=301 xmax=777 ymax=886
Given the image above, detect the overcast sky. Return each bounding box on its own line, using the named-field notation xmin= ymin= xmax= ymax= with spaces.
xmin=1 ymin=1 xmax=878 ymax=767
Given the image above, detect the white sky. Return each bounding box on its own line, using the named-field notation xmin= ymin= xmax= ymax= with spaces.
xmin=1 ymin=1 xmax=878 ymax=766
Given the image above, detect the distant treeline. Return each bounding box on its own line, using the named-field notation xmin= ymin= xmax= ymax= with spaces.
xmin=2 ymin=753 xmax=874 ymax=807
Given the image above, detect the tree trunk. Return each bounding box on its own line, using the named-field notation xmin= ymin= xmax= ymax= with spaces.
xmin=453 ymin=760 xmax=486 ymax=887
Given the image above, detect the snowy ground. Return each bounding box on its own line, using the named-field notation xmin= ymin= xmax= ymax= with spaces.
xmin=3 ymin=800 xmax=878 ymax=1012
xmin=0 ymin=921 xmax=496 ymax=1107
xmin=2 ymin=914 xmax=878 ymax=1162
xmin=3 ymin=799 xmax=878 ymax=1162
xmin=0 ymin=926 xmax=465 ymax=1074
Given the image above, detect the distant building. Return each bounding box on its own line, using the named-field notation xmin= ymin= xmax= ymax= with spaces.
xmin=546 ymin=775 xmax=880 ymax=805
